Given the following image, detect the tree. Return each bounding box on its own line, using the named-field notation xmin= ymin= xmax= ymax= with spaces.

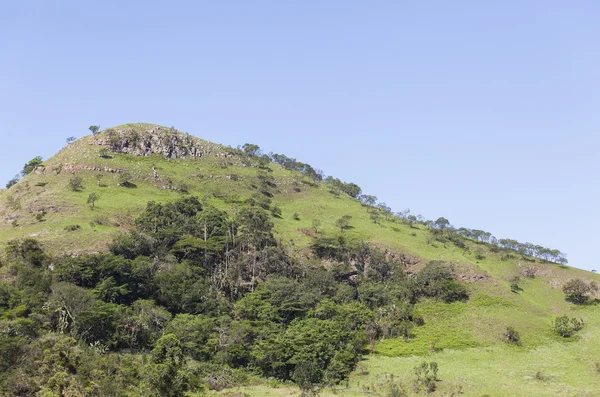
xmin=21 ymin=156 xmax=43 ymax=176
xmin=406 ymin=215 xmax=417 ymax=227
xmin=145 ymin=334 xmax=190 ymax=397
xmin=87 ymin=193 xmax=99 ymax=210
xmin=562 ymin=278 xmax=598 ymax=304
xmin=434 ymin=217 xmax=450 ymax=230
xmin=335 ymin=215 xmax=352 ymax=232
xmin=66 ymin=136 xmax=77 ymax=144
xmin=89 ymin=125 xmax=100 ymax=135
xmin=340 ymin=182 xmax=362 ymax=199
xmin=5 ymin=174 xmax=20 ymax=189
xmin=68 ymin=176 xmax=84 ymax=191
xmin=377 ymin=202 xmax=392 ymax=221
xmin=95 ymin=173 xmax=104 ymax=186
xmin=359 ymin=195 xmax=377 ymax=206
xmin=241 ymin=143 xmax=261 ymax=156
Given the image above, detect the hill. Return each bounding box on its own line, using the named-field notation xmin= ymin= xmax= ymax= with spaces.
xmin=1 ymin=123 xmax=599 ymax=397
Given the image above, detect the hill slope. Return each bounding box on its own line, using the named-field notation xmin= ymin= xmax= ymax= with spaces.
xmin=1 ymin=123 xmax=599 ymax=396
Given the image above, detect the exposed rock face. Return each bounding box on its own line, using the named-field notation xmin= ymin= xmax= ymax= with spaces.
xmin=96 ymin=125 xmax=225 ymax=159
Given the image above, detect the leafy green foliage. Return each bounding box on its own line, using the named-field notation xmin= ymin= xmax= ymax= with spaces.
xmin=335 ymin=215 xmax=352 ymax=232
xmin=0 ymin=170 xmax=477 ymax=396
xmin=21 ymin=156 xmax=43 ymax=176
xmin=416 ymin=261 xmax=469 ymax=303
xmin=5 ymin=174 xmax=20 ymax=188
xmin=412 ymin=361 xmax=438 ymax=393
xmin=87 ymin=192 xmax=99 ymax=209
xmin=68 ymin=175 xmax=83 ymax=191
xmin=562 ymin=278 xmax=598 ymax=304
xmin=554 ymin=315 xmax=584 ymax=337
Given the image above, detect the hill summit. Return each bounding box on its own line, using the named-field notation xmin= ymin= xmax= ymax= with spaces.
xmin=92 ymin=123 xmax=225 ymax=159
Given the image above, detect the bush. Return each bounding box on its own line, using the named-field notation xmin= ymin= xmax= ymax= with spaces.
xmin=35 ymin=210 xmax=47 ymax=222
xmin=412 ymin=362 xmax=438 ymax=393
xmin=68 ymin=175 xmax=83 ymax=191
xmin=503 ymin=326 xmax=521 ymax=346
xmin=521 ymin=265 xmax=538 ymax=279
xmin=64 ymin=224 xmax=82 ymax=232
xmin=99 ymin=148 xmax=112 ymax=158
xmin=118 ymin=173 xmax=135 ymax=188
xmin=554 ymin=315 xmax=584 ymax=337
xmin=510 ymin=276 xmax=522 ymax=293
xmin=562 ymin=278 xmax=598 ymax=304
xmin=416 ymin=261 xmax=469 ymax=302
xmin=271 ymin=206 xmax=282 ymax=218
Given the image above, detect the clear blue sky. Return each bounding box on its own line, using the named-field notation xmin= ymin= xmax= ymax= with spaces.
xmin=1 ymin=1 xmax=599 ymax=270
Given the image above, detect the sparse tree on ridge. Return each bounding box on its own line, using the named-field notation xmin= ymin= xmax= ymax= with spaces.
xmin=434 ymin=217 xmax=450 ymax=230
xmin=22 ymin=156 xmax=43 ymax=176
xmin=241 ymin=143 xmax=261 ymax=156
xmin=89 ymin=125 xmax=100 ymax=135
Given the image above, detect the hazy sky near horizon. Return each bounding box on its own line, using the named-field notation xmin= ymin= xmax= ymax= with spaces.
xmin=1 ymin=1 xmax=599 ymax=270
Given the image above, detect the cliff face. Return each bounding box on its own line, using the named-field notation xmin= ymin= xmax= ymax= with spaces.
xmin=95 ymin=124 xmax=227 ymax=159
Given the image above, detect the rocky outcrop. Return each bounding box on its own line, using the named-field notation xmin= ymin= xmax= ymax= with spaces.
xmin=95 ymin=125 xmax=227 ymax=159
xmin=56 ymin=164 xmax=127 ymax=174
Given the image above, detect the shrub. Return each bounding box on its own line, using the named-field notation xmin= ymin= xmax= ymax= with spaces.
xmin=68 ymin=176 xmax=83 ymax=191
xmin=562 ymin=278 xmax=598 ymax=304
xmin=503 ymin=326 xmax=521 ymax=346
xmin=474 ymin=248 xmax=486 ymax=260
xmin=535 ymin=371 xmax=550 ymax=382
xmin=35 ymin=210 xmax=47 ymax=222
xmin=271 ymin=206 xmax=282 ymax=218
xmin=521 ymin=265 xmax=538 ymax=279
xmin=335 ymin=215 xmax=352 ymax=232
xmin=510 ymin=276 xmax=522 ymax=293
xmin=416 ymin=261 xmax=469 ymax=302
xmin=412 ymin=362 xmax=438 ymax=393
xmin=554 ymin=315 xmax=584 ymax=337
xmin=64 ymin=224 xmax=82 ymax=232
xmin=118 ymin=173 xmax=135 ymax=188
xmin=387 ymin=382 xmax=408 ymax=397
xmin=99 ymin=148 xmax=112 ymax=158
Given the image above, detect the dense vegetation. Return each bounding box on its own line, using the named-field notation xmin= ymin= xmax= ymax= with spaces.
xmin=0 ymin=192 xmax=471 ymax=396
xmin=1 ymin=125 xmax=598 ymax=396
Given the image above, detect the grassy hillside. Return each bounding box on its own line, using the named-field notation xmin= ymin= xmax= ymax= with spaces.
xmin=1 ymin=123 xmax=599 ymax=396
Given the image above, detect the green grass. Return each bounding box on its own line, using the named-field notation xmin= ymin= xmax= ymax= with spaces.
xmin=2 ymin=123 xmax=600 ymax=396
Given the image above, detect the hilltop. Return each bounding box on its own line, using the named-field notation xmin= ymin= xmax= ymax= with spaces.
xmin=1 ymin=123 xmax=599 ymax=397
